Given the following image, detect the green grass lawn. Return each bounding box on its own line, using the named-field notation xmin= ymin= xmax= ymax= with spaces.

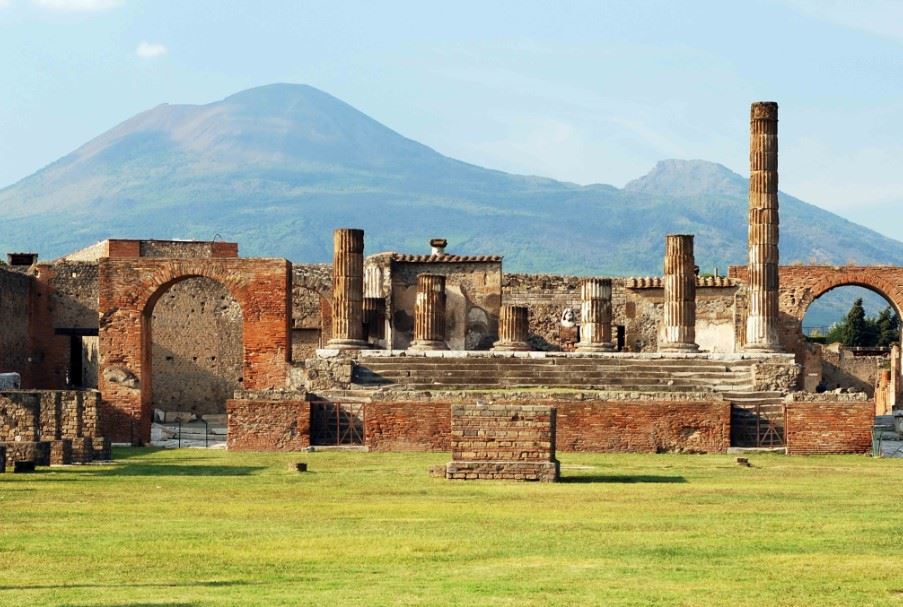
xmin=1 ymin=448 xmax=902 ymax=607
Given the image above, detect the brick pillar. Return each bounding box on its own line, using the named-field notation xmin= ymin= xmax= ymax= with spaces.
xmin=577 ymin=278 xmax=614 ymax=352
xmin=327 ymin=228 xmax=368 ymax=349
xmin=745 ymin=101 xmax=782 ymax=351
xmin=410 ymin=274 xmax=448 ymax=350
xmin=492 ymin=305 xmax=531 ymax=351
xmin=660 ymin=234 xmax=699 ymax=352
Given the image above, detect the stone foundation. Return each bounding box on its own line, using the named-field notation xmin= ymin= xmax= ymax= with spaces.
xmin=227 ymin=395 xmax=311 ymax=451
xmin=92 ymin=436 xmax=112 ymax=461
xmin=443 ymin=404 xmax=559 ymax=482
xmin=70 ymin=437 xmax=94 ymax=464
xmin=365 ymin=401 xmax=451 ymax=451
xmin=3 ymin=441 xmax=51 ymax=468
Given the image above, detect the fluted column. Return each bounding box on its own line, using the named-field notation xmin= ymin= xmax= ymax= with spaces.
xmin=327 ymin=228 xmax=368 ymax=349
xmin=660 ymin=234 xmax=699 ymax=352
xmin=410 ymin=274 xmax=448 ymax=350
xmin=492 ymin=305 xmax=531 ymax=351
xmin=745 ymin=101 xmax=782 ymax=351
xmin=577 ymin=278 xmax=614 ymax=352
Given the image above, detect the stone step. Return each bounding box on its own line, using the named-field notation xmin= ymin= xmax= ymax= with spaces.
xmin=398 ymin=383 xmax=713 ymax=393
xmin=721 ymin=391 xmax=783 ymax=399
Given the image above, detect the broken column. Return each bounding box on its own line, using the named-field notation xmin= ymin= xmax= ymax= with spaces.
xmin=660 ymin=234 xmax=699 ymax=352
xmin=577 ymin=278 xmax=614 ymax=352
xmin=410 ymin=274 xmax=448 ymax=350
xmin=492 ymin=305 xmax=531 ymax=351
xmin=327 ymin=228 xmax=368 ymax=349
xmin=745 ymin=101 xmax=782 ymax=351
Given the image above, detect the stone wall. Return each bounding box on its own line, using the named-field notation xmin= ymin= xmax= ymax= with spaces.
xmin=0 ymin=268 xmax=31 ymax=378
xmin=445 ymin=404 xmax=559 ymax=481
xmin=554 ymin=400 xmax=730 ymax=453
xmin=365 ymin=401 xmax=451 ymax=451
xmin=226 ymin=396 xmax=310 ymax=451
xmin=291 ymin=264 xmax=332 ymax=360
xmin=388 ymin=260 xmax=502 ymax=350
xmin=784 ymin=400 xmax=873 ymax=455
xmin=0 ymin=392 xmax=40 ymax=442
xmin=502 ymin=274 xmax=739 ymax=353
xmin=150 ymin=276 xmax=243 ymax=415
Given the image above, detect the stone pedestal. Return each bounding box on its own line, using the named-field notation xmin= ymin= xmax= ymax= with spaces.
xmin=492 ymin=305 xmax=531 ymax=351
xmin=409 ymin=274 xmax=448 ymax=351
xmin=327 ymin=228 xmax=368 ymax=350
xmin=745 ymin=102 xmax=782 ymax=352
xmin=50 ymin=439 xmax=72 ymax=465
xmin=577 ymin=278 xmax=614 ymax=352
xmin=660 ymin=234 xmax=699 ymax=352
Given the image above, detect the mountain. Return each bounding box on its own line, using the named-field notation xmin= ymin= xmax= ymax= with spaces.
xmin=2 ymin=83 xmax=903 ymax=280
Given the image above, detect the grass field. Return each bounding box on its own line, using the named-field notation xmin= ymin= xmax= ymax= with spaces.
xmin=1 ymin=448 xmax=902 ymax=607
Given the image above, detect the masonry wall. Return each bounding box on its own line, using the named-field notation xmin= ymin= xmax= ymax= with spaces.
xmin=291 ymin=264 xmax=332 ymax=361
xmin=502 ymin=274 xmax=739 ymax=352
xmin=784 ymin=401 xmax=873 ymax=455
xmin=365 ymin=401 xmax=451 ymax=451
xmin=226 ymin=398 xmax=310 ymax=451
xmin=0 ymin=392 xmax=40 ymax=442
xmin=150 ymin=276 xmax=243 ymax=415
xmin=389 ymin=260 xmax=502 ymax=350
xmin=0 ymin=269 xmax=31 ymax=378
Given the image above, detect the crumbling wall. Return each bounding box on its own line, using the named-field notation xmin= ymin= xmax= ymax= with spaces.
xmin=815 ymin=346 xmax=885 ymax=396
xmin=227 ymin=392 xmax=310 ymax=451
xmin=390 ymin=260 xmax=501 ymax=350
xmin=291 ymin=264 xmax=332 ymax=361
xmin=0 ymin=269 xmax=31 ymax=377
xmin=150 ymin=276 xmax=243 ymax=415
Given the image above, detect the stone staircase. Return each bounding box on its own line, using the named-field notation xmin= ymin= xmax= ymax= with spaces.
xmin=725 ymin=391 xmax=785 ymax=448
xmin=352 ymin=355 xmax=757 ymax=394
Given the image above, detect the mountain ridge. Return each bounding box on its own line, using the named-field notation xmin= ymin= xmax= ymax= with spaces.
xmin=1 ymin=83 xmax=901 ymax=277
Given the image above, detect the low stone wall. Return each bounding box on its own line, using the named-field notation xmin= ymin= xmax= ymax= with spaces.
xmin=227 ymin=398 xmax=311 ymax=451
xmin=0 ymin=392 xmax=40 ymax=442
xmin=555 ymin=400 xmax=730 ymax=453
xmin=50 ymin=439 xmax=72 ymax=465
xmin=444 ymin=404 xmax=559 ymax=481
xmin=365 ymin=401 xmax=451 ymax=451
xmin=784 ymin=401 xmax=873 ymax=455
xmin=3 ymin=441 xmax=51 ymax=467
xmin=70 ymin=437 xmax=93 ymax=464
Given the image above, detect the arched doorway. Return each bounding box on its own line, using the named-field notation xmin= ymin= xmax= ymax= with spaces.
xmin=798 ymin=284 xmax=900 ymax=396
xmin=148 ymin=276 xmax=243 ymax=427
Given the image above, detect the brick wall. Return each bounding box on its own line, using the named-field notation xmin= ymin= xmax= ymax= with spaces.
xmin=445 ymin=404 xmax=559 ymax=481
xmin=365 ymin=401 xmax=451 ymax=451
xmin=554 ymin=400 xmax=730 ymax=453
xmin=98 ymin=257 xmax=291 ymax=443
xmin=226 ymin=398 xmax=310 ymax=451
xmin=784 ymin=401 xmax=873 ymax=455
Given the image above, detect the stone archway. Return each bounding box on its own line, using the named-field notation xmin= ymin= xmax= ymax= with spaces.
xmin=98 ymin=257 xmax=291 ymax=443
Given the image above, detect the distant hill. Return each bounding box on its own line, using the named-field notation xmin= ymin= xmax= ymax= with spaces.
xmin=2 ymin=83 xmax=902 ymax=282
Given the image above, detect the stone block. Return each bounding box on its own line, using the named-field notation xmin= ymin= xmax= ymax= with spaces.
xmin=70 ymin=437 xmax=94 ymax=464
xmin=50 ymin=439 xmax=73 ymax=465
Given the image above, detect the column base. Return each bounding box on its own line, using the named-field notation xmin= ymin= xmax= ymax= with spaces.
xmin=491 ymin=341 xmax=531 ymax=352
xmin=326 ymin=338 xmax=370 ymax=350
xmin=575 ymin=342 xmax=615 ymax=353
xmin=408 ymin=339 xmax=449 ymax=351
xmin=743 ymin=343 xmax=784 ymax=353
xmin=659 ymin=343 xmax=700 ymax=353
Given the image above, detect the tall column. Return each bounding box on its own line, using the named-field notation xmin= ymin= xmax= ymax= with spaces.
xmin=327 ymin=228 xmax=368 ymax=349
xmin=492 ymin=305 xmax=531 ymax=351
xmin=745 ymin=101 xmax=782 ymax=351
xmin=577 ymin=278 xmax=614 ymax=352
xmin=660 ymin=234 xmax=699 ymax=352
xmin=410 ymin=274 xmax=448 ymax=350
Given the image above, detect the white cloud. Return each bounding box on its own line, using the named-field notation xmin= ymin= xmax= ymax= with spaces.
xmin=32 ymin=0 xmax=122 ymax=10
xmin=136 ymin=41 xmax=167 ymax=59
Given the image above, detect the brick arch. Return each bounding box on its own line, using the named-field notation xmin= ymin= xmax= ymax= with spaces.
xmin=778 ymin=266 xmax=903 ymax=322
xmin=98 ymin=257 xmax=291 ymax=443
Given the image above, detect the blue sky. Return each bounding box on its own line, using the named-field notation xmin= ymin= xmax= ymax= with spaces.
xmin=1 ymin=0 xmax=901 ymax=238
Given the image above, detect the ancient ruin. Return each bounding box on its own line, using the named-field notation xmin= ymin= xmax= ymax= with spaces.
xmin=0 ymin=101 xmax=893 ymax=473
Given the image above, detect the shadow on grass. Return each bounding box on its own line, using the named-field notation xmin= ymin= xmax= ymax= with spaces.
xmin=560 ymin=474 xmax=687 ymax=484
xmin=36 ymin=462 xmax=264 ymax=478
xmin=109 ymin=446 xmax=169 ymax=460
xmin=2 ymin=580 xmax=251 ymax=593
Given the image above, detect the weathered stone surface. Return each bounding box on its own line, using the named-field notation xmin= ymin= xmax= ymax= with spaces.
xmin=328 ymin=228 xmax=367 ymax=349
xmin=50 ymin=439 xmax=72 ymax=465
xmin=444 ymin=404 xmax=559 ymax=481
xmin=492 ymin=305 xmax=531 ymax=351
xmin=660 ymin=235 xmax=699 ymax=352
xmin=2 ymin=440 xmax=51 ymax=467
xmin=745 ymin=101 xmax=782 ymax=352
xmin=70 ymin=437 xmax=94 ymax=464
xmin=577 ymin=279 xmax=614 ymax=352
xmin=227 ymin=398 xmax=310 ymax=451
xmin=365 ymin=401 xmax=451 ymax=451
xmin=410 ymin=274 xmax=448 ymax=351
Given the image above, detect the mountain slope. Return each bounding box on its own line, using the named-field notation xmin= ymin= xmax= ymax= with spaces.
xmin=1 ymin=83 xmax=902 ymax=276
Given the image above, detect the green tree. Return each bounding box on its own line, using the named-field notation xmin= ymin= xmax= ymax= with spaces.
xmin=875 ymin=306 xmax=900 ymax=347
xmin=822 ymin=299 xmax=897 ymax=347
